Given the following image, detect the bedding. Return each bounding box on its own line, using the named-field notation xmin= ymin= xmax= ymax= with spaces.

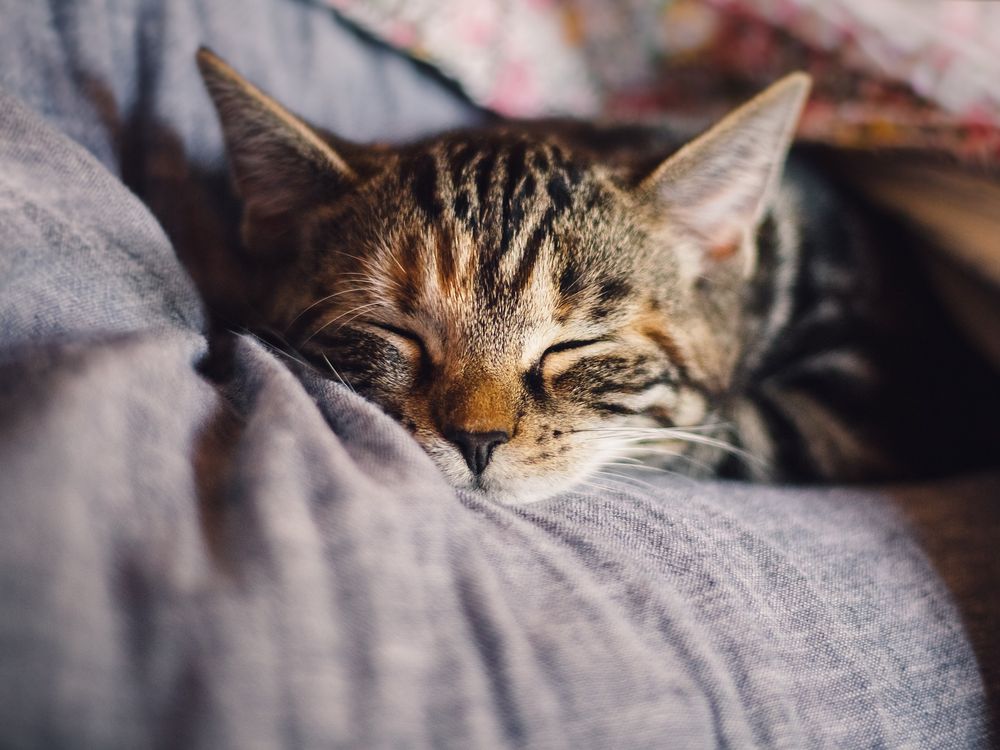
xmin=328 ymin=0 xmax=1000 ymax=161
xmin=0 ymin=0 xmax=998 ymax=747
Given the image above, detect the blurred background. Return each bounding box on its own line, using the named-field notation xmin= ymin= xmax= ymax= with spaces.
xmin=319 ymin=0 xmax=1000 ymax=369
xmin=330 ymin=0 xmax=1000 ymax=159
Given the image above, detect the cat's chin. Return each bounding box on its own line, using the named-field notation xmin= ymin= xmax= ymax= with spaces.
xmin=423 ymin=444 xmax=623 ymax=504
xmin=423 ymin=450 xmax=559 ymax=504
xmin=461 ymin=483 xmax=563 ymax=506
xmin=456 ymin=471 xmax=590 ymax=505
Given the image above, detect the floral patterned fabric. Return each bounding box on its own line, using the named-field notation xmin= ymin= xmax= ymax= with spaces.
xmin=324 ymin=0 xmax=1000 ymax=164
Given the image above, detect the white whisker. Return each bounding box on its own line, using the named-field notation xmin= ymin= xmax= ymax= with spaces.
xmin=321 ymin=352 xmax=357 ymax=393
xmin=239 ymin=329 xmax=317 ymax=373
xmin=594 ymin=469 xmax=665 ymax=494
xmin=285 ymin=286 xmax=384 ymax=331
xmin=572 ymin=478 xmax=622 ymax=495
xmin=303 ymin=301 xmax=384 ymax=344
xmin=579 ymin=426 xmax=758 ymax=464
xmin=622 ymin=447 xmax=718 ymax=475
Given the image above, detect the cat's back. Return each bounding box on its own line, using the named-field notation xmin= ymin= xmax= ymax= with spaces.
xmin=731 ymin=149 xmax=1000 ymax=481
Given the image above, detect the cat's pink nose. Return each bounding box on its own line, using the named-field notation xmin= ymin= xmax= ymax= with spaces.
xmin=444 ymin=429 xmax=509 ymax=476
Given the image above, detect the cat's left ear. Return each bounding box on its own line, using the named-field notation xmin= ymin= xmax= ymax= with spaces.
xmin=637 ymin=73 xmax=811 ymax=275
xmin=197 ymin=47 xmax=357 ymax=231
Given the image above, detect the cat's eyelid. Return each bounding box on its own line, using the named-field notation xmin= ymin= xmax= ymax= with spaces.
xmin=364 ymin=321 xmax=430 ymax=358
xmin=542 ymin=337 xmax=608 ymax=358
xmin=366 ymin=320 xmax=423 ymax=344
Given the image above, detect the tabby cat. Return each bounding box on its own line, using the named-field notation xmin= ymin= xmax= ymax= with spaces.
xmin=196 ymin=48 xmax=998 ymax=503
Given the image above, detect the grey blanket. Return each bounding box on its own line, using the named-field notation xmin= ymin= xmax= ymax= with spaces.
xmin=1 ymin=1 xmax=997 ymax=747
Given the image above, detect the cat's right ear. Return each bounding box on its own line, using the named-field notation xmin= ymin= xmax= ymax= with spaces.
xmin=197 ymin=48 xmax=356 ymax=230
xmin=635 ymin=73 xmax=810 ymax=279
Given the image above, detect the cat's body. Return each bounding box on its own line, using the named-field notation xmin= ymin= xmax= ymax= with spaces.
xmin=197 ymin=49 xmax=998 ymax=502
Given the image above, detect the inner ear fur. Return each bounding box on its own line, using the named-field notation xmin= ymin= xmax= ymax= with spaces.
xmin=196 ymin=47 xmax=359 ymax=253
xmin=637 ymin=73 xmax=811 ymax=274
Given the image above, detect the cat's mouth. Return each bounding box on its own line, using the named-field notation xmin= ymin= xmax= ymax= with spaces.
xmin=422 ymin=440 xmax=562 ymax=503
xmin=411 ymin=424 xmax=627 ymax=503
xmin=461 ymin=478 xmax=555 ymax=505
xmin=453 ymin=462 xmax=513 ymax=499
xmin=444 ymin=451 xmax=597 ymax=504
xmin=443 ymin=452 xmax=548 ymax=503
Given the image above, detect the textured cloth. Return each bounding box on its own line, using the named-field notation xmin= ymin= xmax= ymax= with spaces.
xmin=0 ymin=1 xmax=997 ymax=748
xmin=327 ymin=0 xmax=1000 ymax=162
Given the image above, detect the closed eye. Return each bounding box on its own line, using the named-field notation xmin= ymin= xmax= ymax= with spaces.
xmin=366 ymin=321 xmax=429 ymax=361
xmin=540 ymin=338 xmax=607 ymax=364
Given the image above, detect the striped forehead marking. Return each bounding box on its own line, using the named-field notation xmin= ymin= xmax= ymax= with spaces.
xmin=399 ymin=135 xmax=590 ymax=306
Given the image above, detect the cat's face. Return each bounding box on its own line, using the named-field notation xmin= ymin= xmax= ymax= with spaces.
xmin=198 ymin=49 xmax=808 ymax=502
xmin=266 ymin=137 xmax=713 ymax=501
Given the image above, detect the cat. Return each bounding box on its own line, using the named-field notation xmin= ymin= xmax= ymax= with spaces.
xmin=196 ymin=48 xmax=999 ymax=503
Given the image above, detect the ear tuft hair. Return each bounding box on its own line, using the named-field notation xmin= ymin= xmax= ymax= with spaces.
xmin=197 ymin=47 xmax=356 ymax=224
xmin=639 ymin=73 xmax=811 ymax=273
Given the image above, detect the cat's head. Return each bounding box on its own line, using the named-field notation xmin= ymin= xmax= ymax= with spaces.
xmin=198 ymin=49 xmax=809 ymax=502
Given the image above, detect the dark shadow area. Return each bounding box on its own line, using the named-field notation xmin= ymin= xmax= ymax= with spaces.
xmin=890 ymin=475 xmax=1000 ymax=741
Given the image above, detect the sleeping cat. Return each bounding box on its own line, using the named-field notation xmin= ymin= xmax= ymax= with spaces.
xmin=196 ymin=48 xmax=998 ymax=503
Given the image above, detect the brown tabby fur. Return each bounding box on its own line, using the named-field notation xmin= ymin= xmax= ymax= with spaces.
xmin=196 ymin=49 xmax=998 ymax=502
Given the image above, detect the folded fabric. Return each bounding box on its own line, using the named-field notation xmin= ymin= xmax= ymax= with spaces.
xmin=0 ymin=1 xmax=998 ymax=747
xmin=325 ymin=0 xmax=1000 ymax=163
